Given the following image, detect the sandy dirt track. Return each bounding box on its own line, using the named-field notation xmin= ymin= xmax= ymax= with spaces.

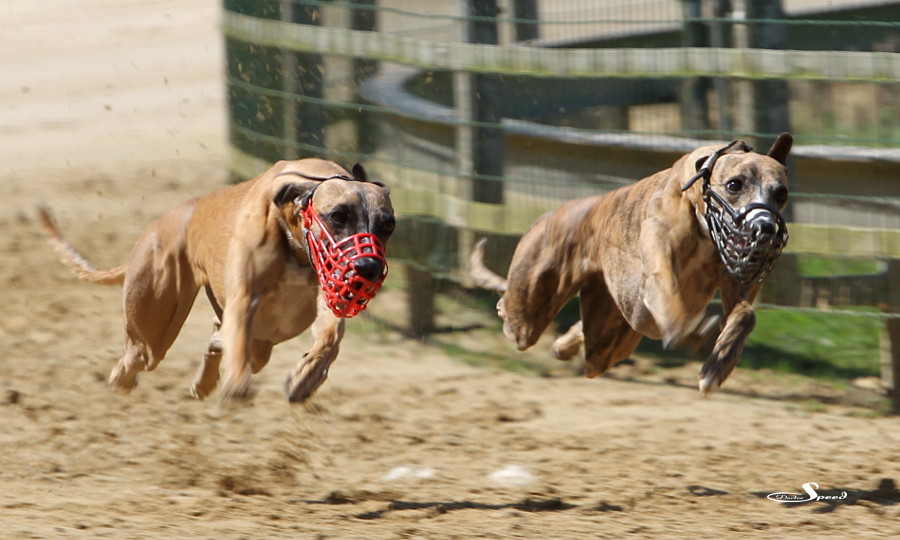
xmin=1 ymin=1 xmax=898 ymax=538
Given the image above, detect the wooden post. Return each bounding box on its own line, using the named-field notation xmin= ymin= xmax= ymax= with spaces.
xmin=455 ymin=0 xmax=505 ymax=277
xmin=747 ymin=0 xmax=791 ymax=150
xmin=680 ymin=0 xmax=710 ymax=136
xmin=883 ymin=259 xmax=900 ymax=413
xmin=709 ymin=0 xmax=733 ymax=137
xmin=748 ymin=0 xmax=794 ymax=307
xmin=454 ymin=21 xmax=477 ymax=298
xmin=351 ymin=0 xmax=379 ymax=155
xmin=732 ymin=0 xmax=791 ymax=148
xmin=466 ymin=0 xmax=505 ymax=205
xmin=406 ymin=265 xmax=438 ymax=337
xmin=511 ymin=0 xmax=539 ymax=42
xmin=281 ymin=1 xmax=325 ymax=159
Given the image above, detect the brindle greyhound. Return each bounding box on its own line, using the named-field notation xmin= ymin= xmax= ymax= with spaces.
xmin=39 ymin=158 xmax=395 ymax=402
xmin=471 ymin=134 xmax=792 ymax=394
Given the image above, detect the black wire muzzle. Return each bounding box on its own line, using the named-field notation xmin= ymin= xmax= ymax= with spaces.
xmin=681 ymin=140 xmax=788 ymax=286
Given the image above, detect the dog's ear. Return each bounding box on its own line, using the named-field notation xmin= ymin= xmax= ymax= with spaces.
xmin=351 ymin=163 xmax=367 ymax=183
xmin=767 ymin=132 xmax=793 ymax=166
xmin=353 ymin=162 xmax=388 ymax=189
xmin=273 ymin=182 xmax=315 ymax=208
xmin=694 ymin=155 xmax=708 ymax=172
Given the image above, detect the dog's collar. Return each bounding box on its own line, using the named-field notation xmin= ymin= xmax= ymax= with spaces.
xmin=276 ymin=169 xmax=385 ymax=212
xmin=680 ymin=140 xmax=752 ymax=192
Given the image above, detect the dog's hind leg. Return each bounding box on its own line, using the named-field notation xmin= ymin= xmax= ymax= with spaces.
xmin=500 ymin=261 xmax=580 ymax=352
xmin=108 ymin=226 xmax=199 ymax=392
xmin=579 ymin=280 xmax=643 ymax=378
xmin=109 ymin=287 xmax=199 ymax=391
xmin=108 ymin=340 xmax=151 ymax=392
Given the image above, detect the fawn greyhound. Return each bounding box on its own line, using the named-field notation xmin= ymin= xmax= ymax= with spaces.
xmin=40 ymin=158 xmax=395 ymax=402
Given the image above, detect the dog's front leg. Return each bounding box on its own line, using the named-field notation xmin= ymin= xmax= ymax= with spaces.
xmin=219 ymin=289 xmax=262 ymax=400
xmin=218 ymin=235 xmax=280 ymax=400
xmin=638 ymin=217 xmax=695 ymax=346
xmin=285 ymin=294 xmax=346 ymax=403
xmin=698 ymin=284 xmax=760 ymax=394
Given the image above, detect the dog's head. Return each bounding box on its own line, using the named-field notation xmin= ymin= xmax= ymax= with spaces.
xmin=273 ymin=160 xmax=395 ymax=316
xmin=682 ymin=133 xmax=792 ymax=284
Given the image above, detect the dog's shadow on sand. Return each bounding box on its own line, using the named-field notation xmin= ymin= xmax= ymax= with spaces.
xmin=300 ymin=479 xmax=899 ymax=519
xmin=302 ymin=494 xmax=599 ymax=520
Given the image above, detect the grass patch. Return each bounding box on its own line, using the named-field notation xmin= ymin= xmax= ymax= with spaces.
xmin=796 ymin=256 xmax=880 ymax=278
xmin=743 ymin=308 xmax=882 ymax=383
xmin=637 ymin=307 xmax=884 ymax=384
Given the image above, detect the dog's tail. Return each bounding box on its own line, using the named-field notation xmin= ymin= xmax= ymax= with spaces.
xmin=469 ymin=238 xmax=508 ymax=293
xmin=37 ymin=206 xmax=127 ymax=285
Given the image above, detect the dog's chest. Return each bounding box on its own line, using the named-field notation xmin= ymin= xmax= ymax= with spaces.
xmin=253 ymin=263 xmax=320 ymax=343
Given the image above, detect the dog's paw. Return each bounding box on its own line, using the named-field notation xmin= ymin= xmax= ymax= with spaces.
xmin=190 ymin=380 xmax=215 ymax=400
xmin=698 ymin=371 xmax=720 ymax=396
xmin=661 ymin=311 xmax=710 ymax=350
xmin=219 ymin=373 xmax=255 ymax=402
xmin=552 ymin=339 xmax=581 ymax=361
xmin=697 ymin=354 xmax=736 ymax=396
xmin=284 ymin=357 xmax=329 ymax=403
xmin=190 ymin=368 xmax=220 ymax=400
xmin=678 ymin=315 xmax=720 ymax=355
xmin=108 ymin=365 xmax=139 ymax=393
xmin=552 ymin=321 xmax=583 ymax=361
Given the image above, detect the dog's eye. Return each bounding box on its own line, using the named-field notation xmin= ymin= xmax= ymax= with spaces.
xmin=329 ymin=210 xmax=349 ymax=226
xmin=380 ymin=217 xmax=396 ymax=234
xmin=772 ymin=184 xmax=788 ymax=204
xmin=725 ymin=178 xmax=743 ymax=194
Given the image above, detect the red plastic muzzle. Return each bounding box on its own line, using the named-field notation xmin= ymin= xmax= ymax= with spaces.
xmin=302 ymin=203 xmax=388 ymax=318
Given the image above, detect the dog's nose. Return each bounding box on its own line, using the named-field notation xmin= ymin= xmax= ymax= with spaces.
xmin=749 ymin=215 xmax=777 ymax=236
xmin=352 ymin=257 xmax=385 ymax=282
